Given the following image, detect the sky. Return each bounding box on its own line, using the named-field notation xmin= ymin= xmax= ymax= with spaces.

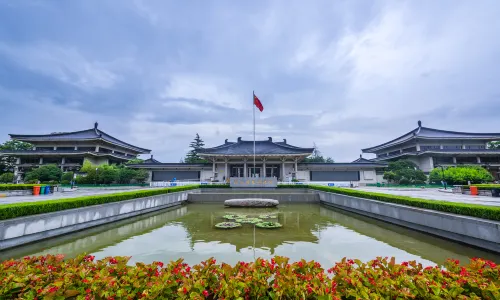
xmin=1 ymin=0 xmax=500 ymax=162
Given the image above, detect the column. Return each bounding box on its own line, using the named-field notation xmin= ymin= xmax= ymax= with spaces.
xmin=224 ymin=160 xmax=228 ymax=181
xmin=16 ymin=157 xmax=20 ymax=165
xmin=243 ymin=160 xmax=247 ymax=178
xmin=294 ymin=158 xmax=298 ymax=175
xmin=13 ymin=166 xmax=19 ymax=183
xmin=440 ymin=144 xmax=444 ymax=150
xmin=282 ymin=160 xmax=286 ymax=181
xmin=429 ymin=157 xmax=434 ymax=170
xmin=39 ymin=157 xmax=43 ymax=164
xmin=53 ymin=146 xmax=57 ymax=150
xmin=477 ymin=156 xmax=481 ymax=164
xmin=61 ymin=157 xmax=65 ymax=171
xmin=212 ymin=160 xmax=216 ymax=180
xmin=95 ymin=146 xmax=99 ymax=152
xmin=452 ymin=157 xmax=457 ymax=164
xmin=262 ymin=159 xmax=266 ymax=178
xmin=416 ymin=143 xmax=420 ymax=151
xmin=74 ymin=146 xmax=78 ymax=150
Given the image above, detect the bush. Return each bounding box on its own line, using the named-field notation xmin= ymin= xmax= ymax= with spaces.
xmin=311 ymin=185 xmax=500 ymax=221
xmin=0 ymin=184 xmax=37 ymax=191
xmin=462 ymin=184 xmax=500 ymax=190
xmin=24 ymin=164 xmax=62 ymax=183
xmin=382 ymin=160 xmax=427 ymax=184
xmin=1 ymin=255 xmax=498 ymax=299
xmin=429 ymin=165 xmax=494 ymax=185
xmin=0 ymin=185 xmax=198 ymax=220
xmin=0 ymin=172 xmax=14 ymax=183
xmin=61 ymin=172 xmax=74 ymax=182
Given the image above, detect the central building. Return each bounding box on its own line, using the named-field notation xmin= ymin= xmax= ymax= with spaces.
xmin=197 ymin=137 xmax=315 ymax=181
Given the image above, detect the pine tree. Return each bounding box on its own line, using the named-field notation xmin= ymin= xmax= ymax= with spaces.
xmin=184 ymin=133 xmax=208 ymax=163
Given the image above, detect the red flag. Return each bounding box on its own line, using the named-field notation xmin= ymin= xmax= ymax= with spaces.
xmin=253 ymin=93 xmax=264 ymax=112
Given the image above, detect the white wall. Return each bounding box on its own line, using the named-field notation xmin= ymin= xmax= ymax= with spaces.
xmin=296 ymin=170 xmax=310 ymax=181
xmin=359 ymin=170 xmax=377 ymax=185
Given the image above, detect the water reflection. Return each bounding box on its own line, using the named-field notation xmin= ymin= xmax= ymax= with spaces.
xmin=1 ymin=203 xmax=499 ymax=268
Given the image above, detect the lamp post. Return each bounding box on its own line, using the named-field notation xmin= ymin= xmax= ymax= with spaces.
xmin=437 ymin=164 xmax=446 ymax=190
xmin=95 ymin=167 xmax=99 ymax=186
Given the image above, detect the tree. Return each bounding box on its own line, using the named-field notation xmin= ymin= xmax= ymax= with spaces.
xmin=184 ymin=133 xmax=208 ymax=163
xmin=24 ymin=164 xmax=62 ymax=183
xmin=429 ymin=165 xmax=494 ymax=185
xmin=125 ymin=158 xmax=144 ymax=165
xmin=382 ymin=160 xmax=427 ymax=184
xmin=97 ymin=165 xmax=119 ymax=184
xmin=0 ymin=140 xmax=33 ymax=173
xmin=487 ymin=141 xmax=500 ymax=149
xmin=303 ymin=143 xmax=334 ymax=163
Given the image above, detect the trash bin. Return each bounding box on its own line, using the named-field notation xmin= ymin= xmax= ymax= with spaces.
xmin=40 ymin=186 xmax=46 ymax=194
xmin=45 ymin=186 xmax=50 ymax=194
xmin=492 ymin=188 xmax=500 ymax=197
xmin=33 ymin=186 xmax=41 ymax=196
xmin=470 ymin=186 xmax=478 ymax=196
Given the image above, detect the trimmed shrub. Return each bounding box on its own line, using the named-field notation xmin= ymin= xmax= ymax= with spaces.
xmin=0 ymin=184 xmax=37 ymax=191
xmin=429 ymin=165 xmax=494 ymax=185
xmin=277 ymin=184 xmax=311 ymax=188
xmin=0 ymin=185 xmax=198 ymax=220
xmin=0 ymin=172 xmax=14 ymax=183
xmin=310 ymin=185 xmax=500 ymax=221
xmin=1 ymin=255 xmax=498 ymax=299
xmin=463 ymin=184 xmax=500 ymax=190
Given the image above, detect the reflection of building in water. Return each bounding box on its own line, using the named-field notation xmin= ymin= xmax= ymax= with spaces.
xmin=0 ymin=206 xmax=188 ymax=261
xmin=178 ymin=206 xmax=331 ymax=254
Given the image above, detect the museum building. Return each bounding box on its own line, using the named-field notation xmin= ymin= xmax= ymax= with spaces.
xmin=362 ymin=121 xmax=500 ymax=179
xmin=128 ymin=137 xmax=387 ymax=184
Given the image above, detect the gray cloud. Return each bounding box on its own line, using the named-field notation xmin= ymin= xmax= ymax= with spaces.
xmin=1 ymin=0 xmax=500 ymax=162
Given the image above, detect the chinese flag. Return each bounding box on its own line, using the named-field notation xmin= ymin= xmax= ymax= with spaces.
xmin=253 ymin=93 xmax=264 ymax=112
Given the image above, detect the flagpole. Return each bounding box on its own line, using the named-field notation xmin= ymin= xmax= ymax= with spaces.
xmin=253 ymin=91 xmax=256 ymax=178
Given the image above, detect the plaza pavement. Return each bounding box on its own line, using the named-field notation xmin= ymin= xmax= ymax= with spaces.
xmin=357 ymin=187 xmax=500 ymax=207
xmin=0 ymin=187 xmax=148 ymax=205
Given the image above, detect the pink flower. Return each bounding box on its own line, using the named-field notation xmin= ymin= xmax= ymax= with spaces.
xmin=202 ymin=290 xmax=209 ymax=297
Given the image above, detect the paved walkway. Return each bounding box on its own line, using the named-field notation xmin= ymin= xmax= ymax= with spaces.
xmin=357 ymin=187 xmax=500 ymax=207
xmin=0 ymin=188 xmax=148 ymax=205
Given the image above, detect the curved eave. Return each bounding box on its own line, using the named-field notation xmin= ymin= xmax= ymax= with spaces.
xmin=198 ymin=153 xmax=313 ymax=157
xmin=0 ymin=151 xmax=133 ymax=161
xmin=10 ymin=135 xmax=151 ymax=154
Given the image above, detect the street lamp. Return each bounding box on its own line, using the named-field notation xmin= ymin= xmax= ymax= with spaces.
xmin=436 ymin=164 xmax=446 ymax=190
xmin=95 ymin=167 xmax=99 ymax=186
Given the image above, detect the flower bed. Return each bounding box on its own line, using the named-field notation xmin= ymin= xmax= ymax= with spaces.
xmin=0 ymin=186 xmax=198 ymax=220
xmin=311 ymin=185 xmax=500 ymax=221
xmin=1 ymin=255 xmax=498 ymax=299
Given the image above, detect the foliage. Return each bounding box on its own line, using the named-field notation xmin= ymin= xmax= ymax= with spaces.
xmin=0 ymin=184 xmax=37 ymax=191
xmin=0 ymin=185 xmax=197 ymax=220
xmin=429 ymin=165 xmax=494 ymax=185
xmin=125 ymin=158 xmax=144 ymax=165
xmin=3 ymin=255 xmax=498 ymax=299
xmin=61 ymin=172 xmax=74 ymax=182
xmin=0 ymin=172 xmax=14 ymax=183
xmin=223 ymin=214 xmax=246 ymax=220
xmin=303 ymin=142 xmax=334 ymax=163
xmin=214 ymin=222 xmax=242 ymax=229
xmin=256 ymin=221 xmax=283 ymax=228
xmin=487 ymin=141 xmax=500 ymax=149
xmin=259 ymin=214 xmax=277 ymax=219
xmin=382 ymin=160 xmax=427 ymax=184
xmin=184 ymin=133 xmax=209 ymax=163
xmin=24 ymin=164 xmax=62 ymax=183
xmin=0 ymin=140 xmax=33 ymax=173
xmin=235 ymin=217 xmax=262 ymax=224
xmin=76 ymin=161 xmax=149 ymax=184
xmin=310 ymin=185 xmax=500 ymax=221
xmin=462 ymin=184 xmax=500 ymax=190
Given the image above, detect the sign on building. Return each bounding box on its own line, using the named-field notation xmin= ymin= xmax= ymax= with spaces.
xmin=229 ymin=177 xmax=278 ymax=188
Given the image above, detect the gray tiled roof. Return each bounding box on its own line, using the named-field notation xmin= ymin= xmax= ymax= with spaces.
xmin=0 ymin=150 xmax=133 ymax=160
xmin=9 ymin=124 xmax=150 ymax=153
xmin=371 ymin=148 xmax=500 ymax=161
xmin=197 ymin=138 xmax=314 ymax=156
xmin=362 ymin=122 xmax=500 ymax=153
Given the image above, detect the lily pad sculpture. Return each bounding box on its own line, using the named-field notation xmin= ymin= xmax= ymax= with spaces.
xmin=215 ymin=222 xmax=242 ymax=229
xmin=258 ymin=214 xmax=278 ymax=219
xmin=223 ymin=214 xmax=247 ymax=220
xmin=256 ymin=222 xmax=282 ymax=229
xmin=235 ymin=218 xmax=262 ymax=224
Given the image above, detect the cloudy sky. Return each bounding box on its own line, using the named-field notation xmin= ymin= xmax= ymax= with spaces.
xmin=1 ymin=0 xmax=500 ymax=162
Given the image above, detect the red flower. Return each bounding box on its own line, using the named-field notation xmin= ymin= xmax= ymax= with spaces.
xmin=83 ymin=279 xmax=89 ymax=283
xmin=156 ymin=261 xmax=164 ymax=268
xmin=203 ymin=290 xmax=209 ymax=297
xmin=401 ymin=262 xmax=409 ymax=267
xmin=271 ymin=258 xmax=276 ymax=265
xmin=48 ymin=287 xmax=58 ymax=293
xmin=86 ymin=289 xmax=91 ymax=294
xmin=37 ymin=289 xmax=43 ymax=294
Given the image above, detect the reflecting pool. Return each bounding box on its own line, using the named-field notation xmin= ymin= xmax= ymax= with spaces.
xmin=1 ymin=203 xmax=499 ymax=267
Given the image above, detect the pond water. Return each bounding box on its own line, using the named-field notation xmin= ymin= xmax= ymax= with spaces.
xmin=1 ymin=203 xmax=499 ymax=267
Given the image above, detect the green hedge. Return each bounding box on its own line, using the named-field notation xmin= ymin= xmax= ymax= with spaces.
xmin=310 ymin=185 xmax=500 ymax=221
xmin=462 ymin=184 xmax=500 ymax=190
xmin=277 ymin=184 xmax=311 ymax=188
xmin=0 ymin=184 xmax=38 ymax=191
xmin=0 ymin=185 xmax=198 ymax=220
xmin=199 ymin=184 xmax=230 ymax=188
